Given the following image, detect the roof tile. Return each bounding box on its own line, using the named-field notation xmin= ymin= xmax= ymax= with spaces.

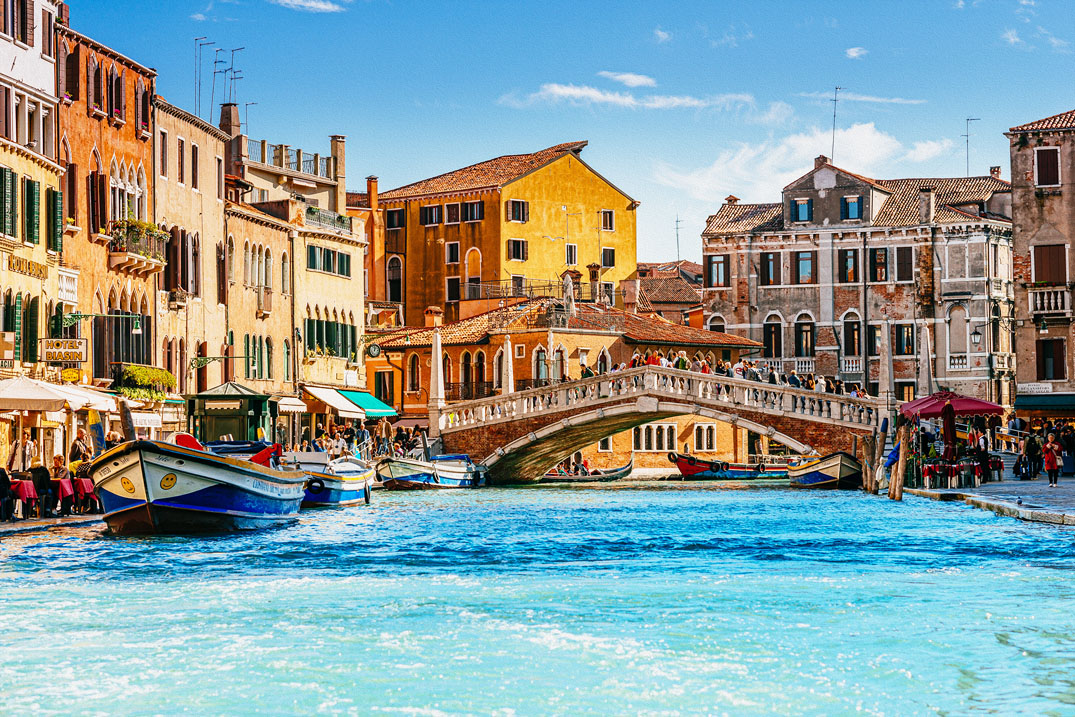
xmin=1010 ymin=109 xmax=1075 ymax=132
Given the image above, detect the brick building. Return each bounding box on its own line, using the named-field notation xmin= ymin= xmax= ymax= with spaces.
xmin=1007 ymin=109 xmax=1075 ymax=418
xmin=702 ymin=156 xmax=1014 ymax=405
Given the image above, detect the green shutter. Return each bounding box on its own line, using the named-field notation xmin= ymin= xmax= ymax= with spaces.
xmin=25 ymin=298 xmax=38 ymax=363
xmin=244 ymin=335 xmax=250 ymax=378
xmin=26 ymin=180 xmax=40 ymax=244
xmin=0 ymin=168 xmax=9 ymax=236
xmin=806 ymin=198 xmax=814 ymax=222
xmin=3 ymin=169 xmax=15 ymax=236
xmin=12 ymin=293 xmax=22 ymax=362
xmin=50 ymin=188 xmax=63 ymax=251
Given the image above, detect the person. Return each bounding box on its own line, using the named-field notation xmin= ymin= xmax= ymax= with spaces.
xmin=787 ymin=370 xmax=801 ymax=388
xmin=976 ymin=431 xmax=992 ymax=484
xmin=343 ymin=421 xmax=356 ymax=450
xmin=7 ymin=430 xmax=36 ymax=473
xmin=69 ymin=428 xmax=93 ymax=465
xmin=315 ymin=423 xmax=327 ymax=440
xmin=1043 ymin=433 xmax=1062 ymax=487
xmin=51 ymin=454 xmax=73 ymax=517
xmin=581 ymin=363 xmax=595 ymax=379
xmin=333 ymin=432 xmax=348 ymax=459
xmin=1024 ymin=434 xmax=1042 ymax=479
xmin=0 ymin=468 xmax=14 ymax=521
xmin=814 ymin=376 xmax=827 ymax=393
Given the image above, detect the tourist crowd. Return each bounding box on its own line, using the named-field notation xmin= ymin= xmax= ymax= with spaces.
xmin=294 ymin=418 xmax=426 ymax=460
xmin=1 ymin=428 xmax=102 ymax=521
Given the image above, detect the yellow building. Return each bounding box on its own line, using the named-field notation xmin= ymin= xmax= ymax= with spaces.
xmin=379 ymin=141 xmax=638 ymax=325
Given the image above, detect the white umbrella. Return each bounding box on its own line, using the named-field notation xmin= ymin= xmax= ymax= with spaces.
xmin=53 ymin=383 xmax=117 ymax=412
xmin=0 ymin=376 xmax=82 ymax=411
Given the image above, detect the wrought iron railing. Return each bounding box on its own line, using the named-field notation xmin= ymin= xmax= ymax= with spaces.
xmin=444 ymin=381 xmax=495 ymax=401
xmin=108 ymin=220 xmax=166 ymax=262
xmin=305 ymin=206 xmax=352 ymax=232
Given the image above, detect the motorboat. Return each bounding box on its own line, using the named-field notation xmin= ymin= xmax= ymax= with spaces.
xmin=283 ymin=452 xmax=375 ymax=507
xmin=667 ymin=452 xmax=790 ymax=480
xmin=376 ymin=454 xmax=487 ymax=489
xmin=787 ymin=452 xmax=863 ymax=489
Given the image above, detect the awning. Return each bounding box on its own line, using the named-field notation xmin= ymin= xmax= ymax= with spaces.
xmin=1014 ymin=393 xmax=1075 ymax=416
xmin=302 ymin=386 xmax=365 ymax=419
xmin=55 ymin=383 xmax=117 ymax=412
xmin=274 ymin=396 xmax=308 ymax=414
xmin=338 ymin=390 xmax=398 ymax=417
xmin=131 ymin=412 xmax=163 ymax=428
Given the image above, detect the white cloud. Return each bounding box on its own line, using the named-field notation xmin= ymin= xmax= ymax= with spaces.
xmin=499 ymin=83 xmax=760 ymax=112
xmin=845 ymin=46 xmax=868 ymax=59
xmin=712 ymin=25 xmax=754 ymax=48
xmin=653 ymin=123 xmax=949 ymax=204
xmin=268 ymin=0 xmax=347 ymax=12
xmin=654 ymin=27 xmax=671 ymax=43
xmin=754 ymin=101 xmax=795 ymax=126
xmin=1036 ymin=26 xmax=1071 ymax=52
xmin=597 ymin=71 xmax=657 ymax=88
xmin=1002 ymin=28 xmax=1024 ymax=45
xmin=191 ymin=12 xmax=207 ymax=20
xmin=800 ymin=91 xmax=926 ymax=105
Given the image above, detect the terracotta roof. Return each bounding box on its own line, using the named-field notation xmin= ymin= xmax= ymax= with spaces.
xmin=346 ymin=191 xmax=370 ymax=207
xmin=1010 ymin=109 xmax=1075 ymax=132
xmin=704 ymin=203 xmax=783 ymax=235
xmin=638 ymin=277 xmax=702 ymax=305
xmin=637 ymin=260 xmax=703 ymax=280
xmin=377 ymin=305 xmax=532 ymax=349
xmin=379 ymin=141 xmax=589 ymax=200
xmin=871 ymin=176 xmax=1011 ymax=226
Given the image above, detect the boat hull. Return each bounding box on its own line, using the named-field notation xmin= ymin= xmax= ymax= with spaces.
xmin=544 ymin=459 xmax=634 ymax=483
xmin=302 ymin=469 xmax=375 ymax=507
xmin=377 ymin=456 xmax=486 ymax=489
xmin=788 ymin=452 xmax=863 ymax=490
xmin=667 ymin=453 xmax=788 ymax=481
xmin=90 ymin=441 xmax=306 ymax=535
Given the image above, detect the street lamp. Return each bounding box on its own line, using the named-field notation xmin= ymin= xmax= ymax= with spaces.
xmin=970 ymin=326 xmax=982 ymax=347
xmin=1039 ymin=318 xmax=1049 ymax=334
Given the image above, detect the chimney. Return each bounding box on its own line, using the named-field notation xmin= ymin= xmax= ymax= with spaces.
xmin=424 ymin=306 xmax=444 ymax=327
xmin=57 ymin=2 xmax=69 ymax=25
xmin=814 ymin=155 xmax=830 ymax=169
xmin=918 ymin=185 xmax=936 ymax=224
xmin=218 ymin=102 xmax=241 ymax=139
xmin=330 ymin=135 xmax=346 ymax=213
xmin=990 ymin=166 xmax=1002 ymax=179
xmin=366 ymin=175 xmax=378 ymax=211
xmin=725 ymin=195 xmax=739 ymax=205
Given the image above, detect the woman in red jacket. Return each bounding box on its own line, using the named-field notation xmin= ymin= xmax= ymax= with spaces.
xmin=1043 ymin=433 xmax=1062 ymax=487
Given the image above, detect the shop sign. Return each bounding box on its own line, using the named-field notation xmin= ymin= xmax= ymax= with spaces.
xmin=1017 ymin=382 xmax=1054 ymax=394
xmin=8 ymin=255 xmax=48 ymax=281
xmin=40 ymin=338 xmax=88 ymax=363
xmin=61 ymin=367 xmax=82 ymax=383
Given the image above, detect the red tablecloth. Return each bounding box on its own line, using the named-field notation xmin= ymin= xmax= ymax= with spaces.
xmin=52 ymin=478 xmax=74 ymax=500
xmin=11 ymin=480 xmax=37 ymax=502
xmin=74 ymin=478 xmax=95 ymax=498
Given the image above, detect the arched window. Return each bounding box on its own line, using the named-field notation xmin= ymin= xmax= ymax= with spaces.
xmin=461 ymin=352 xmax=473 ymax=391
xmin=597 ymin=350 xmax=609 ymax=374
xmin=991 ymin=305 xmax=1002 ymax=352
xmin=763 ymin=315 xmax=783 ymax=359
xmin=475 ymin=351 xmax=486 ymax=386
xmin=196 ymin=342 xmax=208 ymax=393
xmin=408 ymin=353 xmax=420 ymax=392
xmin=191 ymin=235 xmax=201 ymax=296
xmin=281 ymin=252 xmax=289 ymax=294
xmin=708 ymin=315 xmax=726 ymax=333
xmin=227 ymin=237 xmax=235 ymax=282
xmin=265 ymin=337 xmax=273 ymax=380
xmin=552 ymin=348 xmax=566 ymax=380
xmin=535 ymin=347 xmax=548 ymax=381
xmin=257 ymin=246 xmax=265 ymax=288
xmin=387 ymin=256 xmax=402 ymax=304
xmin=794 ymin=314 xmax=815 ymax=358
xmin=243 ymin=241 xmax=251 ymax=285
xmin=178 ymin=338 xmax=187 ymax=394
xmin=442 ymin=353 xmax=452 ymax=385
xmin=243 ymin=334 xmax=250 ymax=378
xmin=465 ymin=248 xmax=482 ymax=300
xmin=948 ymin=305 xmax=968 ymax=356
xmin=494 ymin=350 xmax=503 ymax=389
xmin=136 ymin=167 xmax=146 ymax=220
xmin=842 ymin=313 xmax=861 ymax=356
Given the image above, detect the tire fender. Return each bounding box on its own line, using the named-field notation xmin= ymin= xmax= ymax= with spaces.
xmin=307 ymin=478 xmax=326 ymax=494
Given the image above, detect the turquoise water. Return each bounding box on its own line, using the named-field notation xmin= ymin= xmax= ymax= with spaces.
xmin=3 ymin=484 xmax=1075 ymax=715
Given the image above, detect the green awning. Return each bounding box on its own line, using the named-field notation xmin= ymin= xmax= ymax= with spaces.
xmin=1014 ymin=393 xmax=1075 ymax=412
xmin=339 ymin=390 xmax=397 ymax=417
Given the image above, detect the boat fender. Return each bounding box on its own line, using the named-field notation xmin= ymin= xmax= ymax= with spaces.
xmin=719 ymin=462 xmax=729 ymax=473
xmin=308 ymin=478 xmax=326 ymax=494
xmin=686 ymin=456 xmax=697 ymax=466
xmin=364 ymin=482 xmax=372 ymax=504
xmin=667 ymin=452 xmax=678 ymax=464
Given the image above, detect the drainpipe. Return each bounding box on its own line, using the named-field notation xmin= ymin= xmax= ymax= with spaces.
xmin=288 ymin=228 xmax=298 ymax=445
xmin=861 ymin=230 xmax=868 ymax=392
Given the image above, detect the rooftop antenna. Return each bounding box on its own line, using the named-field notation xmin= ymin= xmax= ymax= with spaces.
xmin=230 ymin=70 xmax=244 ymax=104
xmin=193 ymin=37 xmax=206 ymax=114
xmin=208 ymin=48 xmax=225 ymax=121
xmin=196 ymin=38 xmax=215 ymax=116
xmin=962 ymin=117 xmax=980 ymax=177
xmin=244 ymin=101 xmax=258 ymax=134
xmin=674 ymin=215 xmax=683 ymax=262
xmin=228 ymin=47 xmax=245 ymax=103
xmin=830 ymin=86 xmax=844 ymax=161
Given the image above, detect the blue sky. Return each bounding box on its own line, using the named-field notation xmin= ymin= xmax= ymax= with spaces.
xmin=76 ymin=0 xmax=1073 ymax=261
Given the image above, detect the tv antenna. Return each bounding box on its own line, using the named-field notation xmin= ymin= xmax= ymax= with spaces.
xmin=675 ymin=215 xmax=683 ymax=262
xmin=244 ymin=102 xmax=258 ymax=134
xmin=962 ymin=117 xmax=980 ymax=177
xmin=195 ymin=38 xmax=214 ymax=116
xmin=208 ymin=48 xmax=225 ymax=121
xmin=830 ymin=86 xmax=844 ymax=161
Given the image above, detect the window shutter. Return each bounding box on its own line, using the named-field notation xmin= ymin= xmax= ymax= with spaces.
xmin=134 ymin=81 xmax=142 ymax=131
xmin=523 ymin=202 xmax=529 ymax=223
xmin=806 ymin=198 xmax=814 ymax=221
xmin=26 ymin=180 xmax=40 ymax=244
xmin=85 ymin=60 xmax=93 ymax=112
xmin=840 ymin=198 xmax=847 ymax=220
xmin=1036 ymin=339 xmax=1047 ymax=380
xmin=120 ymin=71 xmax=127 ymax=120
xmin=50 ymin=188 xmax=63 ymax=251
xmin=70 ymin=45 xmax=80 ymax=99
xmin=57 ymin=42 xmax=67 ymax=100
xmin=96 ymin=172 xmax=108 ymax=229
xmin=24 ymin=297 xmax=38 ymax=363
xmin=505 ymin=200 xmax=511 ymax=222
xmin=522 ymin=240 xmax=529 ymax=261
xmin=24 ymin=0 xmax=34 ymax=44
xmin=0 ymin=168 xmax=9 ymax=236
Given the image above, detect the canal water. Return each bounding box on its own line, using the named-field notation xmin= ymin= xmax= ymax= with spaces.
xmin=3 ymin=484 xmax=1075 ymax=714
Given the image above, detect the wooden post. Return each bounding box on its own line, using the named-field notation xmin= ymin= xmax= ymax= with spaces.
xmin=860 ymin=432 xmax=876 ymax=493
xmin=872 ymin=419 xmax=889 ymax=495
xmin=892 ymin=424 xmax=910 ymax=501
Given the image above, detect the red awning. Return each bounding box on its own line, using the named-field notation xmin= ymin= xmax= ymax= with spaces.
xmin=900 ymin=391 xmax=1004 ymax=419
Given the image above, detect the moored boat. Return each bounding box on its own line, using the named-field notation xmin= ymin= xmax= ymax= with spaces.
xmin=543 ymin=458 xmax=633 ymax=483
xmin=89 ymin=438 xmax=307 ymax=535
xmin=283 ymin=452 xmax=375 ymax=507
xmin=667 ymin=452 xmax=789 ymax=481
xmin=788 ymin=452 xmax=863 ymax=489
xmin=376 ymin=454 xmax=487 ymax=489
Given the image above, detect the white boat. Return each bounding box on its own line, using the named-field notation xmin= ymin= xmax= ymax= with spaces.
xmin=282 ymin=452 xmax=375 ymax=507
xmin=376 ymin=454 xmax=487 ymax=489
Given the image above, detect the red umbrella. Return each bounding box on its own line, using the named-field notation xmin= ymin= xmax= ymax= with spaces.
xmin=899 ymin=390 xmax=1004 ymax=419
xmin=941 ymin=402 xmax=958 ymax=461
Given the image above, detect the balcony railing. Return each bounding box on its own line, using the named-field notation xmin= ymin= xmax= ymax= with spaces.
xmin=757 ymin=359 xmax=782 ymax=374
xmin=949 ymin=354 xmax=968 ymax=369
xmin=515 ymin=377 xmax=568 ymax=391
xmin=248 ymin=142 xmax=263 ymax=164
xmin=305 ymin=206 xmax=352 ymax=232
xmin=841 ymin=357 xmax=863 ymax=373
xmin=319 ymin=157 xmax=332 ymax=178
xmin=286 ymin=148 xmax=301 ymax=172
xmin=794 ymin=358 xmax=815 ymax=375
xmin=108 ymin=220 xmax=166 ymax=277
xmin=444 ymin=381 xmax=495 ymax=401
xmin=1029 ymin=287 xmax=1070 ymax=315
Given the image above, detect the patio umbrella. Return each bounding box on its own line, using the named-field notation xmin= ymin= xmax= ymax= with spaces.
xmin=899 ymin=390 xmax=1004 ymax=419
xmin=0 ymin=376 xmax=81 ymax=411
xmin=941 ymin=401 xmax=957 ymax=461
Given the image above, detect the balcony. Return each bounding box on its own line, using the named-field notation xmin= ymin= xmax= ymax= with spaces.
xmin=1029 ymin=287 xmax=1070 ymax=316
xmin=445 ymin=381 xmax=495 ymax=401
xmin=841 ymin=357 xmax=863 ymax=374
xmin=305 ymin=206 xmax=352 ymax=233
xmin=257 ymin=286 xmax=272 ymax=317
xmin=757 ymin=359 xmax=782 ymax=374
xmin=992 ymin=353 xmax=1014 ymax=371
xmin=107 ymin=220 xmax=166 ymax=277
xmin=167 ymin=288 xmax=189 ymax=310
xmin=949 ymin=354 xmax=968 ymax=370
xmin=794 ymin=358 xmax=815 ymax=375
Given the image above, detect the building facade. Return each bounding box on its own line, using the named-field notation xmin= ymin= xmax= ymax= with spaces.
xmin=378 ymin=141 xmax=639 ymax=325
xmin=1007 ymin=109 xmax=1075 ymax=418
xmin=702 ymin=156 xmax=1014 ymax=405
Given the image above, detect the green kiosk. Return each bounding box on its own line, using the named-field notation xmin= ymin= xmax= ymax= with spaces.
xmin=185 ymin=382 xmax=280 ymax=442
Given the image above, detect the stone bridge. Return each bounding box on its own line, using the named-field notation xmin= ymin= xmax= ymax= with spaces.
xmin=428 ymin=366 xmax=884 ymax=485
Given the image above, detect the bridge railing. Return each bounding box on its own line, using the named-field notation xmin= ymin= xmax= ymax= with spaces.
xmin=434 ymin=366 xmax=884 ymax=434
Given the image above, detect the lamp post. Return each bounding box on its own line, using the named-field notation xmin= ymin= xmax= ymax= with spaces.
xmin=62 ymin=313 xmax=142 ymax=335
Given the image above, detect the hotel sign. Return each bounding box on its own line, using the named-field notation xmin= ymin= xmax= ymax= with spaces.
xmin=8 ymin=255 xmax=48 ymax=281
xmin=40 ymin=338 xmax=88 ymax=363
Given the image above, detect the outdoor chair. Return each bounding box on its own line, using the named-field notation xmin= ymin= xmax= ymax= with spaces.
xmin=0 ymin=468 xmax=12 ymax=521
xmin=29 ymin=467 xmax=54 ymax=518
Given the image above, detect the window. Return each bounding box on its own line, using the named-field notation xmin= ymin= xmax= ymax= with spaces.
xmin=374 ymin=371 xmax=395 ymax=406
xmin=462 ymin=200 xmax=484 ymax=222
xmin=1037 ymin=338 xmax=1066 ymax=380
xmin=408 ymin=354 xmax=420 ymax=392
xmin=793 ymin=251 xmax=816 ymax=285
xmin=843 ymin=318 xmax=861 ymax=355
xmin=760 ymin=252 xmax=781 ymax=286
xmin=633 ymin=423 xmax=677 ymax=452
xmin=159 ymin=131 xmax=167 ymax=177
xmin=387 ymin=256 xmax=402 ymax=303
xmin=794 ymin=317 xmax=815 ymax=357
xmin=446 ymin=277 xmax=461 ymax=303
xmin=445 ymin=241 xmax=459 ymax=264
xmin=508 ymin=238 xmax=528 ymax=261
xmin=190 ymin=145 xmax=199 ymax=190
xmin=511 ymin=275 xmax=525 ymax=296
xmin=445 ymin=202 xmax=460 ymax=224
xmin=598 ymin=437 xmax=612 ymax=452
xmin=419 ymin=205 xmax=441 ymax=226
xmin=763 ymin=321 xmax=782 ymax=358
xmin=706 ymin=254 xmax=730 ymax=287
xmin=790 ymin=198 xmax=812 ymax=222
xmin=386 ymin=208 xmax=405 ymax=229
xmin=869 ymin=248 xmax=888 ymax=282
xmin=1034 ymin=245 xmax=1066 ymax=284
xmin=601 ymin=209 xmax=614 ymax=231
xmin=694 ymin=424 xmax=716 ymax=452
xmin=63 ymin=45 xmax=79 ymax=100
xmin=1035 ymin=147 xmax=1061 ymax=187
xmin=216 ymin=157 xmax=223 ymax=200
xmin=600 ymin=282 xmax=614 ymax=304
xmin=307 ymin=245 xmax=352 ymax=277
xmin=508 ymin=199 xmax=529 ymax=223
xmin=895 ymin=382 xmax=916 ymax=402
xmin=895 ymin=246 xmax=913 ymax=282
xmin=838 ymin=249 xmax=858 ymax=283
xmin=894 ymin=324 xmax=914 ymax=355
xmin=841 ymin=196 xmax=863 ymax=220
xmin=867 ymin=324 xmax=881 ymax=356
xmin=601 ymin=247 xmax=615 ymax=268
xmin=177 ymin=139 xmax=185 ymax=185
xmin=565 ymin=243 xmax=577 ymax=266
xmin=707 ymin=316 xmax=725 ymax=333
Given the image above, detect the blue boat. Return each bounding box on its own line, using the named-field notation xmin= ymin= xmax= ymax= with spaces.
xmin=89 ymin=439 xmax=307 ymax=535
xmin=788 ymin=452 xmax=863 ymax=489
xmin=376 ymin=454 xmax=487 ymax=490
xmin=283 ymin=452 xmax=375 ymax=508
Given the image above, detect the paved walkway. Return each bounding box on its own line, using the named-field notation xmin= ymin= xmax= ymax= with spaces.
xmin=0 ymin=514 xmax=102 ymax=537
xmin=909 ymin=474 xmax=1075 ymax=526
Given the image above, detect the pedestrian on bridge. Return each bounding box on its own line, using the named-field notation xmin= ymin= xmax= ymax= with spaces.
xmin=1044 ymin=434 xmax=1062 ymax=487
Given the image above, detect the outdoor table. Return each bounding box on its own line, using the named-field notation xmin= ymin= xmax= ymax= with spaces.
xmin=52 ymin=478 xmax=74 ymax=500
xmin=11 ymin=479 xmax=37 ymax=502
xmin=73 ymin=478 xmax=95 ymax=498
